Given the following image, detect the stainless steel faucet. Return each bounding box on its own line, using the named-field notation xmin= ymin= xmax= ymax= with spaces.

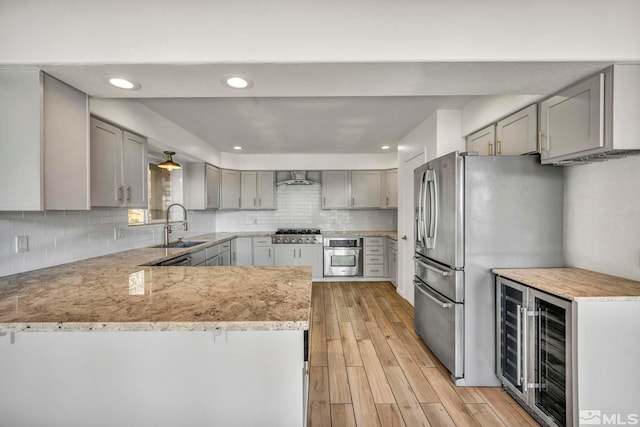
xmin=164 ymin=203 xmax=189 ymax=246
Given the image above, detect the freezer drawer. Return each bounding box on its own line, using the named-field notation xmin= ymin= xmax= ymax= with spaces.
xmin=414 ymin=255 xmax=463 ymax=303
xmin=414 ymin=279 xmax=464 ymax=379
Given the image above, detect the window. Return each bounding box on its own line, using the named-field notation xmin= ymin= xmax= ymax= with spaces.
xmin=128 ymin=163 xmax=179 ymax=225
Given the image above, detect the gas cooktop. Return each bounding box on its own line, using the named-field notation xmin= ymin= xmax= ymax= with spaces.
xmin=272 ymin=228 xmax=322 ymax=244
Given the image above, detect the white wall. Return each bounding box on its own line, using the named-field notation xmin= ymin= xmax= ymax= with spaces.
xmin=216 ymin=184 xmax=396 ymax=232
xmin=564 ymin=156 xmax=640 ymax=281
xmin=2 ymin=0 xmax=639 ymax=63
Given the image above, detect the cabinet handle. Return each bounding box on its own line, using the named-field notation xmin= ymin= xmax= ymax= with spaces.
xmin=298 ymin=248 xmax=302 ymax=257
xmin=117 ymin=186 xmax=124 ymax=202
xmin=293 ymin=248 xmax=296 ymax=258
xmin=126 ymin=186 xmax=132 ymax=202
xmin=496 ymin=140 xmax=501 ymax=155
xmin=258 ymin=197 xmax=261 ymax=207
xmin=238 ymin=198 xmax=241 ymax=208
xmin=352 ymin=197 xmax=355 ymax=207
xmin=268 ymin=248 xmax=271 ymax=258
xmin=488 ymin=141 xmax=493 ymax=155
xmin=516 ymin=304 xmax=522 ymax=386
xmin=253 ymin=197 xmax=256 ymax=207
xmin=386 ymin=196 xmax=389 ymax=207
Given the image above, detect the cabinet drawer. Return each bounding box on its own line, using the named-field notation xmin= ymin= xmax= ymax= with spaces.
xmin=253 ymin=237 xmax=272 ymax=247
xmin=364 ymin=265 xmax=385 ymax=277
xmin=365 ymin=255 xmax=384 ymax=265
xmin=387 ymin=239 xmax=397 ymax=250
xmin=364 ymin=246 xmax=384 ymax=256
xmin=364 ymin=237 xmax=385 ymax=246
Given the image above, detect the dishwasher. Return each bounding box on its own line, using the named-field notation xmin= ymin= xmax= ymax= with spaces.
xmin=155 ymin=254 xmax=192 ymax=266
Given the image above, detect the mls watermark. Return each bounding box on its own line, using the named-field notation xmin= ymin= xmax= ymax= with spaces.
xmin=580 ymin=410 xmax=639 ymax=425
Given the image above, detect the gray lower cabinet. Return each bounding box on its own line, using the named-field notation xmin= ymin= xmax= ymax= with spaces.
xmin=387 ymin=238 xmax=397 ymax=285
xmin=274 ymin=245 xmax=323 ymax=277
xmin=252 ymin=237 xmax=274 ymax=266
xmin=233 ymin=237 xmax=253 ymax=266
xmin=363 ymin=237 xmax=386 ymax=277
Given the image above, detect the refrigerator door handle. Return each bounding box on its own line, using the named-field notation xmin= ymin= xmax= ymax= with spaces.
xmin=413 ymin=280 xmax=453 ymax=308
xmin=413 ymin=256 xmax=451 ymax=276
xmin=417 ymin=171 xmax=425 ymax=244
xmin=425 ymin=169 xmax=437 ymax=249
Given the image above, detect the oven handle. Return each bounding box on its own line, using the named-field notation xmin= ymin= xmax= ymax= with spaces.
xmin=413 ymin=280 xmax=453 ymax=309
xmin=414 ymin=256 xmax=451 ymax=276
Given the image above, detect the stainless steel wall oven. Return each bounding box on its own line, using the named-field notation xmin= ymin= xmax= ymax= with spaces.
xmin=323 ymin=237 xmax=363 ymax=277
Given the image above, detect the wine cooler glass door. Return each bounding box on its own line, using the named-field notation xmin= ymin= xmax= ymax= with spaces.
xmin=499 ymin=281 xmax=526 ymax=393
xmin=532 ymin=290 xmax=572 ymax=427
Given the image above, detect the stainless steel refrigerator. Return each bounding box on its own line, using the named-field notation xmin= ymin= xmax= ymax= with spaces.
xmin=413 ymin=151 xmax=564 ymax=386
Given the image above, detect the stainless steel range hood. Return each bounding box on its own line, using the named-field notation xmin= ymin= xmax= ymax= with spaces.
xmin=276 ymin=170 xmax=320 ymax=186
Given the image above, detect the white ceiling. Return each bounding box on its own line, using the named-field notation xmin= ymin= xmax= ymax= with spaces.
xmin=43 ymin=62 xmax=611 ymax=154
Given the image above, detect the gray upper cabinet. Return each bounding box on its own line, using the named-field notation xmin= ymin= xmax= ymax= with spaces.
xmin=241 ymin=171 xmax=275 ymax=209
xmin=466 ymin=125 xmax=496 ymax=155
xmin=381 ymin=169 xmax=398 ymax=209
xmin=321 ymin=171 xmax=349 ymax=209
xmin=90 ymin=118 xmax=148 ymax=208
xmin=541 ymin=65 xmax=640 ymax=164
xmin=540 ymin=71 xmax=604 ymax=163
xmin=184 ymin=162 xmax=220 ymax=210
xmin=496 ymin=105 xmax=538 ymax=155
xmin=351 ymin=170 xmax=382 ymax=208
xmin=0 ymin=70 xmax=89 ymax=211
xmin=220 ymin=169 xmax=241 ymax=209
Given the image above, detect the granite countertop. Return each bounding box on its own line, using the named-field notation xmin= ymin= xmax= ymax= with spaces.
xmin=493 ymin=268 xmax=640 ymax=301
xmin=322 ymin=230 xmax=398 ymax=240
xmin=0 ymin=231 xmax=312 ymax=332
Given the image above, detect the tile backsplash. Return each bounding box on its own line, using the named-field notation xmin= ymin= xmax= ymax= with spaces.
xmin=0 ymin=184 xmax=396 ymax=277
xmin=215 ymin=184 xmax=397 ymax=232
xmin=0 ymin=209 xmax=216 ymax=277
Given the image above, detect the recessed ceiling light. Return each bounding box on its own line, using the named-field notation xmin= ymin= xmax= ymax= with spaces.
xmin=104 ymin=76 xmax=141 ymax=90
xmin=381 ymin=145 xmax=391 ymax=150
xmin=222 ymin=75 xmax=253 ymax=89
xmin=233 ymin=146 xmax=243 ymax=150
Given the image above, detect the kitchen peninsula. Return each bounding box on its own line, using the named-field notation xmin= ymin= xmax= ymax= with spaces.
xmin=0 ymin=236 xmax=311 ymax=427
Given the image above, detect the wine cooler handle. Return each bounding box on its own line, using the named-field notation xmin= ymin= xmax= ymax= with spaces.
xmin=516 ymin=303 xmax=522 ymax=386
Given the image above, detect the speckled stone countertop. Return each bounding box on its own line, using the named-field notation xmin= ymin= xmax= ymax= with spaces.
xmin=322 ymin=230 xmax=398 ymax=240
xmin=493 ymin=268 xmax=640 ymax=301
xmin=0 ymin=232 xmax=312 ymax=332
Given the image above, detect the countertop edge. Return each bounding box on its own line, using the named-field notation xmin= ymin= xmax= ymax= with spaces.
xmin=0 ymin=320 xmax=310 ymax=333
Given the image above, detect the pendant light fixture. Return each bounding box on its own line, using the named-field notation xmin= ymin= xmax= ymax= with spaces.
xmin=157 ymin=151 xmax=181 ymax=172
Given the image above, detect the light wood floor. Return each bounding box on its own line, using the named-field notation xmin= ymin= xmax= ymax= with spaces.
xmin=307 ymin=281 xmax=540 ymax=427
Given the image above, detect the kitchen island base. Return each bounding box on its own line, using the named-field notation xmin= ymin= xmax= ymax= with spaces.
xmin=0 ymin=330 xmax=306 ymax=427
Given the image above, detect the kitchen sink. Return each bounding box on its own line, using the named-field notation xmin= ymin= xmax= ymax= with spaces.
xmin=156 ymin=241 xmax=206 ymax=249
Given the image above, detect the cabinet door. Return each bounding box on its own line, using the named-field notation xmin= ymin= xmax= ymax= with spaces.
xmin=351 ymin=171 xmax=381 ymax=208
xmin=219 ymin=251 xmax=231 ymax=266
xmin=90 ymin=118 xmax=123 ymax=207
xmin=220 ymin=169 xmax=241 ymax=209
xmin=253 ymin=246 xmax=274 ymax=266
xmin=122 ymin=131 xmax=148 ymax=208
xmin=540 ymin=72 xmax=604 ymax=163
xmin=234 ymin=237 xmax=253 ymax=266
xmin=274 ymin=246 xmax=296 ymax=267
xmin=321 ymin=171 xmax=349 ymax=209
xmin=257 ymin=171 xmax=275 ymax=209
xmin=466 ymin=125 xmax=496 ymax=155
xmin=241 ymin=171 xmax=258 ymax=209
xmin=382 ymin=169 xmax=397 ymax=208
xmin=205 ymin=164 xmax=220 ymax=209
xmin=298 ymin=246 xmax=323 ymax=277
xmin=496 ymin=105 xmax=538 ymax=155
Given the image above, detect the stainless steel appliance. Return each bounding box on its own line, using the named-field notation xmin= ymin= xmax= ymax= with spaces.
xmin=323 ymin=237 xmax=363 ymax=277
xmin=414 ymin=152 xmax=564 ymax=386
xmin=272 ymin=228 xmax=322 ymax=244
xmin=496 ymin=277 xmax=572 ymax=427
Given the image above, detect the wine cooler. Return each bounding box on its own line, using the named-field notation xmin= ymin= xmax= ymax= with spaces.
xmin=496 ymin=277 xmax=573 ymax=427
